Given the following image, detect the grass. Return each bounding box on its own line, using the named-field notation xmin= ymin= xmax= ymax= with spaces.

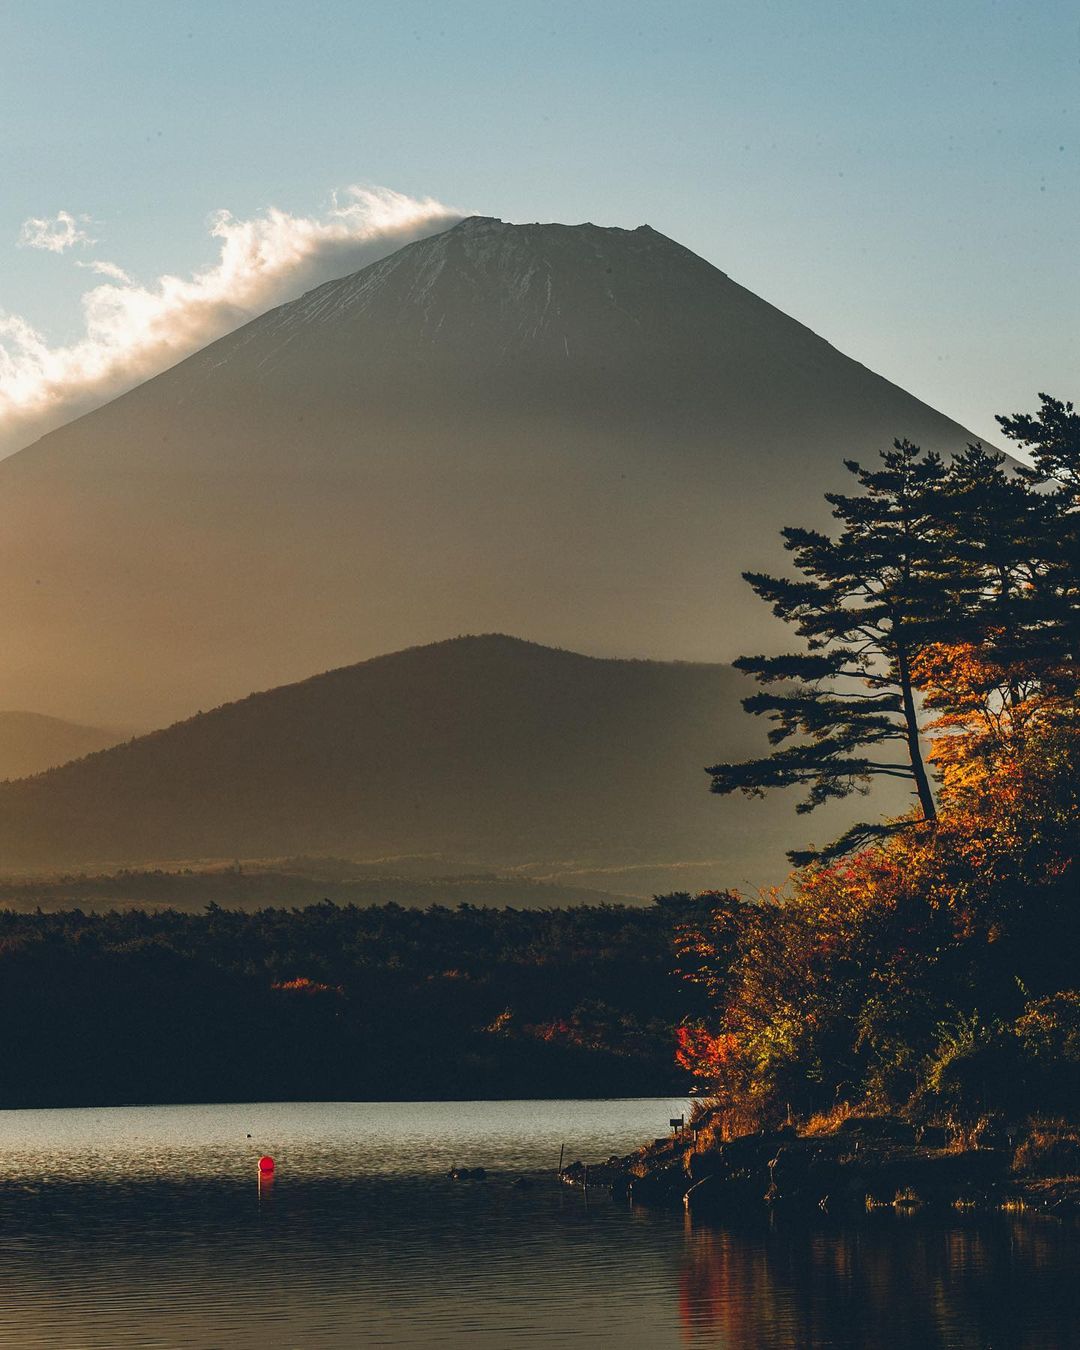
xmin=801 ymin=1103 xmax=863 ymax=1136
xmin=1012 ymin=1123 xmax=1080 ymax=1178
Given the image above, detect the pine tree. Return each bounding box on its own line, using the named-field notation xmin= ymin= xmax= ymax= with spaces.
xmin=931 ymin=442 xmax=1055 ymax=700
xmin=707 ymin=442 xmax=953 ymax=864
xmin=998 ymin=393 xmax=1080 ymax=496
xmin=995 ymin=394 xmax=1080 ymax=686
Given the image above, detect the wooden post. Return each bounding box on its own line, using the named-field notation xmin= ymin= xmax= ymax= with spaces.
xmin=558 ymin=1142 xmax=565 ymax=1177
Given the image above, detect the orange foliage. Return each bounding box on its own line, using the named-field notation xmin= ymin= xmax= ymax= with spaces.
xmin=271 ymin=976 xmax=343 ymax=996
xmin=669 ymin=637 xmax=1080 ymax=1120
xmin=675 ymin=1024 xmax=742 ymax=1078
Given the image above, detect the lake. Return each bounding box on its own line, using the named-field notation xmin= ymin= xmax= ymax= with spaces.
xmin=0 ymin=1099 xmax=1075 ymax=1347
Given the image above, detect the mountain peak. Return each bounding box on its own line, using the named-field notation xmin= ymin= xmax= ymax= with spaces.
xmin=451 ymin=214 xmax=509 ymax=230
xmin=0 ymin=213 xmax=979 ymax=726
xmin=448 ymin=215 xmax=656 ymax=236
xmin=222 ymin=209 xmax=710 ymax=368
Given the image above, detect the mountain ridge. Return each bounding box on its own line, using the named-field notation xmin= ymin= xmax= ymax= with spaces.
xmin=0 ymin=711 xmax=127 ymax=782
xmin=0 ymin=633 xmax=911 ymax=886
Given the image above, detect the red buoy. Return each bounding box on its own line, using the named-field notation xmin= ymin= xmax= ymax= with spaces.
xmin=259 ymin=1155 xmax=275 ymax=1173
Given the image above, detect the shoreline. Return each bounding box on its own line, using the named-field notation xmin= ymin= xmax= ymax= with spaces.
xmin=560 ymin=1113 xmax=1080 ymax=1218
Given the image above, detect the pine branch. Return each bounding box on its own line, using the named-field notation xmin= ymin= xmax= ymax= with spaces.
xmin=787 ymin=819 xmax=915 ymax=867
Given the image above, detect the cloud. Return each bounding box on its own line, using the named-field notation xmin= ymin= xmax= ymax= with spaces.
xmin=74 ymin=259 xmax=133 ymax=283
xmin=0 ymin=187 xmax=463 ymax=456
xmin=18 ymin=210 xmax=95 ymax=253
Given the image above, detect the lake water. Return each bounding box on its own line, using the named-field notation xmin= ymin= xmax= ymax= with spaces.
xmin=0 ymin=1099 xmax=1075 ymax=1348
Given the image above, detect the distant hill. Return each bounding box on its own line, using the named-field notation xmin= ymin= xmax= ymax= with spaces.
xmin=0 ymin=216 xmax=981 ymax=726
xmin=0 ymin=712 xmax=125 ymax=781
xmin=0 ymin=635 xmax=910 ymax=890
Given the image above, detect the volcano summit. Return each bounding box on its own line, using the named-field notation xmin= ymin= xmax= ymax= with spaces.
xmin=0 ymin=216 xmax=976 ymax=724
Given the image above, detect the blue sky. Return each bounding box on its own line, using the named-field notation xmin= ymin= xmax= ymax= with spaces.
xmin=1 ymin=0 xmax=1077 ymax=446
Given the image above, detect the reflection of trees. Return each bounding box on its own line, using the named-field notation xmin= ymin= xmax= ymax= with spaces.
xmin=677 ymin=1214 xmax=1077 ymax=1348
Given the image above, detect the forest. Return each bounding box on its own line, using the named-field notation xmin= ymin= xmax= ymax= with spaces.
xmin=0 ymin=900 xmax=701 ymax=1107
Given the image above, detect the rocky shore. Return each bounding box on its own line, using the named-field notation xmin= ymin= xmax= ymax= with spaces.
xmin=559 ymin=1115 xmax=1080 ymax=1217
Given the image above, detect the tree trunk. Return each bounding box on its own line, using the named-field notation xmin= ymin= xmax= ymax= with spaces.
xmin=896 ymin=644 xmax=937 ymax=822
xmin=997 ymin=566 xmax=1024 ymax=710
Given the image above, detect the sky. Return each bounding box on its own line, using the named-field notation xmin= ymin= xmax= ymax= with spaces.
xmin=0 ymin=0 xmax=1077 ymax=452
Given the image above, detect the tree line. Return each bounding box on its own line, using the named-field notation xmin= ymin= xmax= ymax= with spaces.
xmin=0 ymin=901 xmax=699 ymax=1107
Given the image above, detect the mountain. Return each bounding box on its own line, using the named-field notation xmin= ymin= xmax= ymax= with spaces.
xmin=0 ymin=216 xmax=981 ymax=726
xmin=0 ymin=712 xmax=126 ymax=781
xmin=0 ymin=635 xmax=910 ymax=889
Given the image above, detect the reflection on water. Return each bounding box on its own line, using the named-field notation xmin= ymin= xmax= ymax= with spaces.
xmin=0 ymin=1101 xmax=1075 ymax=1347
xmin=678 ymin=1216 xmax=1080 ymax=1348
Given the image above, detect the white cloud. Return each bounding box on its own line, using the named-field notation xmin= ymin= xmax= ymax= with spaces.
xmin=0 ymin=186 xmax=463 ymax=455
xmin=18 ymin=210 xmax=95 ymax=253
xmin=74 ymin=259 xmax=133 ymax=283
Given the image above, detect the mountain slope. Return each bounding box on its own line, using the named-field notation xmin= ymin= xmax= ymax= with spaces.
xmin=0 ymin=712 xmax=126 ymax=781
xmin=0 ymin=217 xmax=981 ymax=724
xmin=0 ymin=635 xmax=911 ymax=887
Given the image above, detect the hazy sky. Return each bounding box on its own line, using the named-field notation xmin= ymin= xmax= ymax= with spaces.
xmin=1 ymin=0 xmax=1076 ymax=450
